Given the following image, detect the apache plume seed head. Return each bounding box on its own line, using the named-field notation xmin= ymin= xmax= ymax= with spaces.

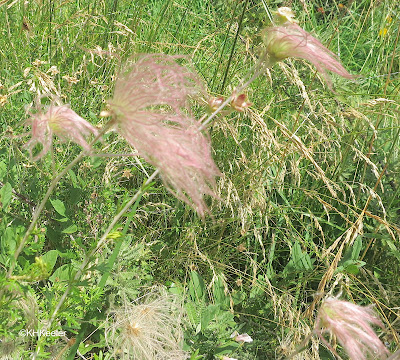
xmin=24 ymin=100 xmax=98 ymax=160
xmin=107 ymin=54 xmax=220 ymax=216
xmin=315 ymin=297 xmax=390 ymax=360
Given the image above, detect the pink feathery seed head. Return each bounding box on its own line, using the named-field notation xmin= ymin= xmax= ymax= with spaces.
xmin=108 ymin=54 xmax=220 ymax=216
xmin=262 ymin=23 xmax=353 ymax=88
xmin=109 ymin=54 xmax=205 ymax=117
xmin=315 ymin=297 xmax=390 ymax=360
xmin=24 ymin=102 xmax=99 ymax=160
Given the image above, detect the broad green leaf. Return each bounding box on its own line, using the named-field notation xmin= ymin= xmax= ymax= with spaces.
xmin=214 ymin=342 xmax=240 ymax=355
xmin=50 ymin=199 xmax=66 ymax=217
xmin=351 ymin=237 xmax=362 ymax=260
xmin=49 ymin=264 xmax=73 ymax=282
xmin=292 ymin=241 xmax=303 ymax=270
xmin=189 ymin=271 xmax=205 ymax=301
xmin=200 ymin=304 xmax=219 ymax=331
xmin=186 ymin=302 xmax=200 ymax=326
xmin=68 ymin=169 xmax=79 ymax=188
xmin=213 ymin=276 xmax=229 ymax=308
xmin=301 ymin=252 xmax=313 ymax=271
xmin=231 ymin=290 xmax=246 ymax=305
xmin=41 ymin=250 xmax=59 ymax=272
xmin=62 ymin=224 xmax=78 ymax=234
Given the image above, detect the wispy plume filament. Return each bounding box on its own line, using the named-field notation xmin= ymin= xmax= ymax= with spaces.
xmin=108 ymin=54 xmax=221 ymax=216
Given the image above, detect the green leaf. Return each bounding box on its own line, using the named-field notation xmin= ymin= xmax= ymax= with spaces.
xmin=231 ymin=290 xmax=246 ymax=305
xmin=345 ymin=264 xmax=360 ymax=275
xmin=292 ymin=241 xmax=302 ymax=268
xmin=213 ymin=276 xmax=229 ymax=308
xmin=68 ymin=169 xmax=79 ymax=188
xmin=200 ymin=304 xmax=219 ymax=331
xmin=0 ymin=182 xmax=12 ymax=210
xmin=351 ymin=237 xmax=362 ymax=260
xmin=90 ymin=157 xmax=103 ymax=169
xmin=0 ymin=225 xmax=22 ymax=256
xmin=62 ymin=224 xmax=78 ymax=234
xmin=0 ymin=161 xmax=7 ymax=180
xmin=186 ymin=302 xmax=200 ymax=326
xmin=41 ymin=250 xmax=59 ymax=272
xmin=291 ymin=241 xmax=313 ymax=271
xmin=189 ymin=271 xmax=205 ymax=301
xmin=50 ymin=199 xmax=66 ymax=217
xmin=214 ymin=342 xmax=240 ymax=355
xmin=49 ymin=264 xmax=73 ymax=282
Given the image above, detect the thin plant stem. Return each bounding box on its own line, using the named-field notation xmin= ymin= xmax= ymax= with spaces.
xmin=6 ymin=127 xmax=108 ymax=280
xmin=59 ymin=169 xmax=158 ymax=304
xmin=7 ymin=153 xmax=84 ymax=279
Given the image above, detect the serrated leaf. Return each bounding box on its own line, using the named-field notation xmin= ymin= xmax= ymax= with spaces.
xmin=185 ymin=302 xmax=199 ymax=326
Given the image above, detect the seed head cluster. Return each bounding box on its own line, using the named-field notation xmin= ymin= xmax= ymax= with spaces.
xmin=106 ymin=290 xmax=188 ymax=360
xmin=24 ymin=102 xmax=98 ymax=160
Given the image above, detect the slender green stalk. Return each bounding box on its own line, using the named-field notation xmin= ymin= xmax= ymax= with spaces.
xmin=7 ymin=153 xmax=84 ymax=279
xmin=220 ymin=0 xmax=249 ymax=92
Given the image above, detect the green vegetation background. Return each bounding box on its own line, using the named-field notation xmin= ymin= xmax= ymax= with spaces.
xmin=0 ymin=0 xmax=399 ymax=359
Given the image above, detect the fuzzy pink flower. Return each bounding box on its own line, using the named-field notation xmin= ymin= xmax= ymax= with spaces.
xmin=107 ymin=54 xmax=220 ymax=216
xmin=262 ymin=22 xmax=353 ymax=88
xmin=315 ymin=297 xmax=390 ymax=360
xmin=24 ymin=103 xmax=98 ymax=160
